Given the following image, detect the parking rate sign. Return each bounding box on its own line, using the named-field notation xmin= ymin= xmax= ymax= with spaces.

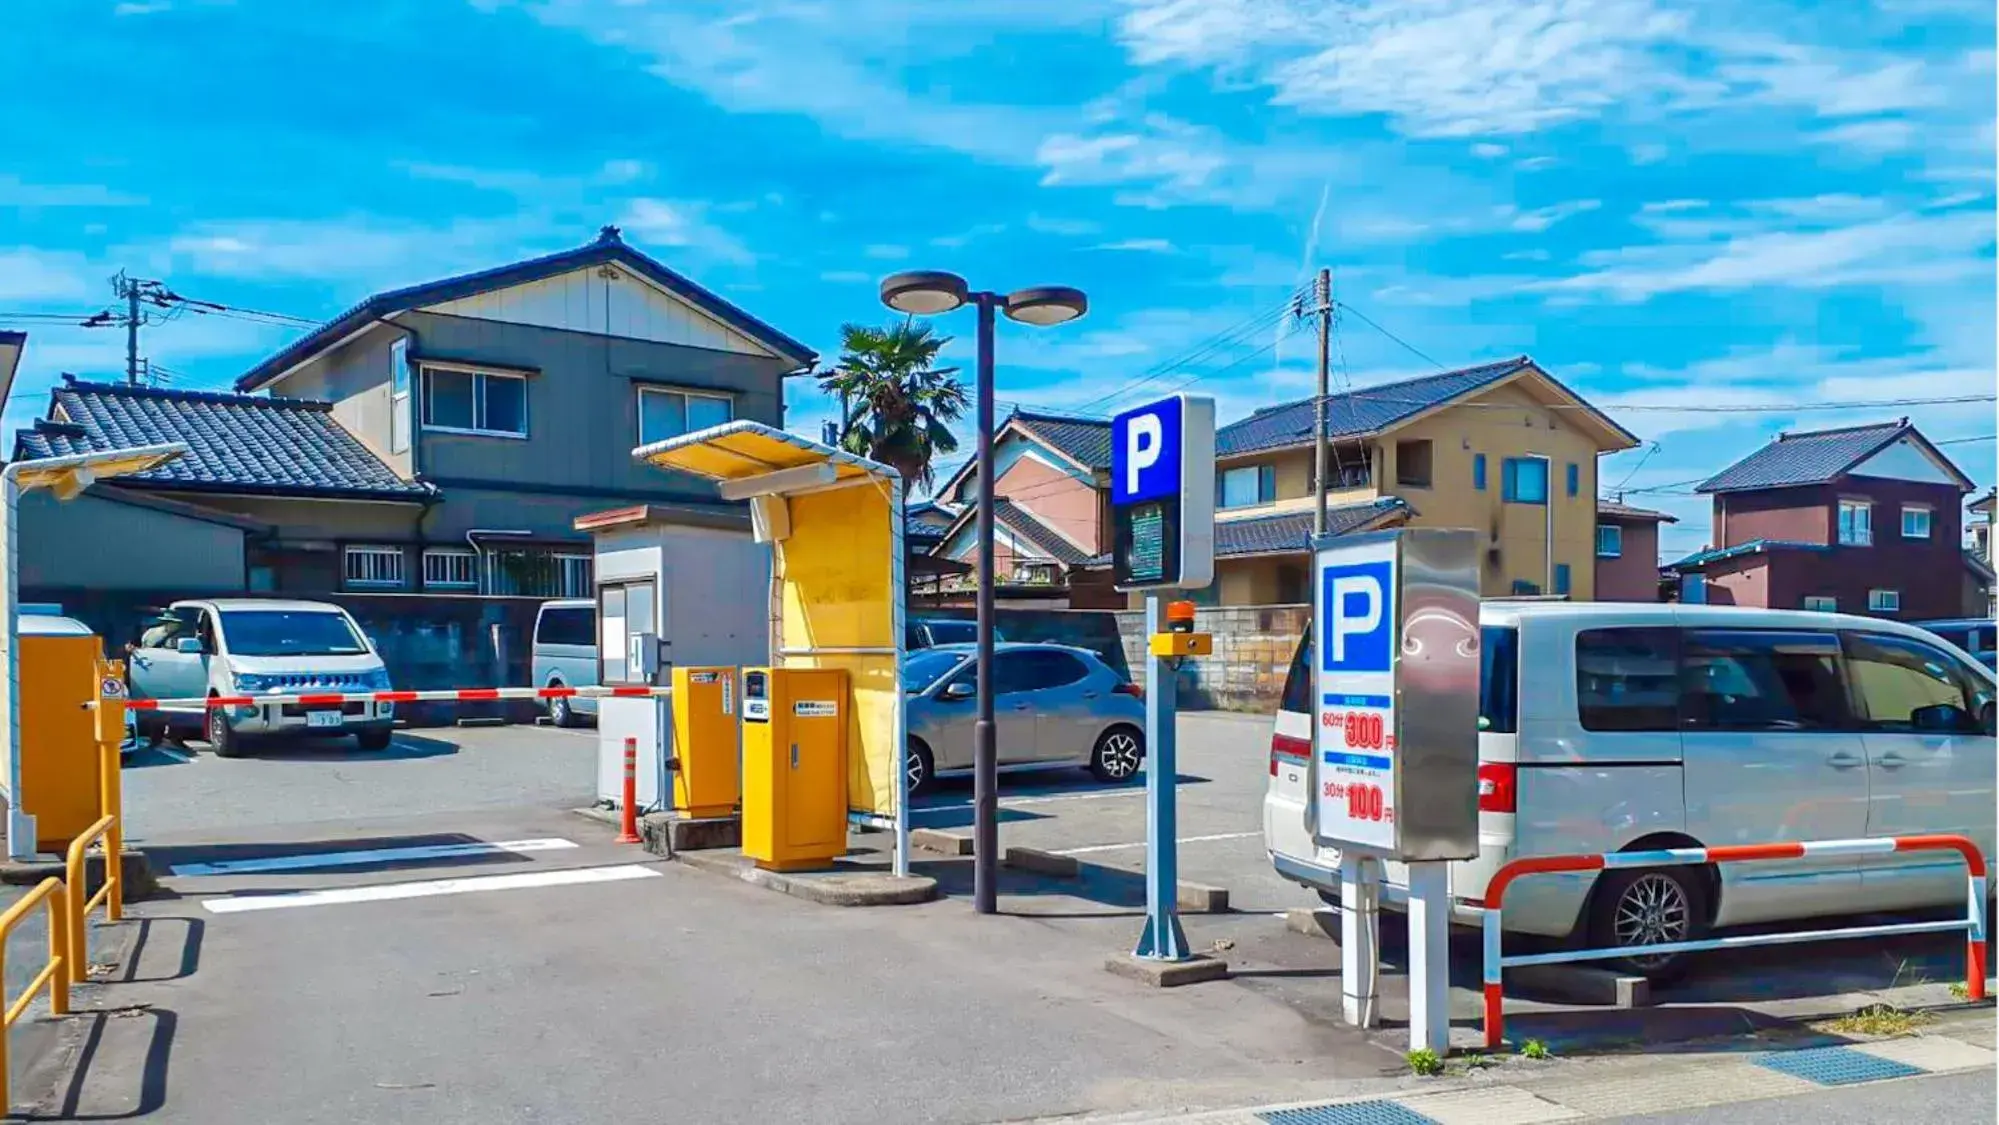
xmin=1109 ymin=394 xmax=1215 ymax=591
xmin=1313 ymin=536 xmax=1399 ymax=853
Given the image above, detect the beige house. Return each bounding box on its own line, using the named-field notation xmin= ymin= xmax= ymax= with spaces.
xmin=1193 ymin=357 xmax=1639 ymax=605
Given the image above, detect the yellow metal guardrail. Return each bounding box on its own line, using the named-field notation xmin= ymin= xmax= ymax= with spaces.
xmin=0 ymin=877 xmax=72 ymax=1110
xmin=65 ymin=813 xmax=121 ymax=986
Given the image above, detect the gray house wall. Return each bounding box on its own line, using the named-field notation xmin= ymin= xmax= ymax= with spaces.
xmin=275 ymin=322 xmax=411 ymax=476
xmin=18 ymin=489 xmax=246 ymax=591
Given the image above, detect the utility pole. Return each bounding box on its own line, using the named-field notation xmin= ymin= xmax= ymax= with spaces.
xmin=1313 ymin=267 xmax=1332 ymax=538
xmin=122 ymin=274 xmax=141 ymax=384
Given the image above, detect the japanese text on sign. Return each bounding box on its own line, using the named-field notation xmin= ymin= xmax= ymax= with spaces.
xmin=1313 ymin=537 xmax=1399 ymax=853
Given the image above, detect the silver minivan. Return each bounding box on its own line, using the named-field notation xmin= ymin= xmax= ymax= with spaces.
xmin=532 ymin=599 xmax=598 ymax=727
xmin=1265 ymin=602 xmax=1997 ymax=978
xmin=126 ymin=599 xmax=395 ymax=757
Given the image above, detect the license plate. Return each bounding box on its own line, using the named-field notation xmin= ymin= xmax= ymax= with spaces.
xmin=306 ymin=710 xmax=343 ymax=729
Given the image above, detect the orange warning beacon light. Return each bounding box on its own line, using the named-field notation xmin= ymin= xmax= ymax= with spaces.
xmin=1165 ymin=600 xmax=1198 ymax=633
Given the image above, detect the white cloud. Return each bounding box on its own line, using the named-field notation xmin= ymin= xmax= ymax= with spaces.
xmin=1093 ymin=238 xmax=1178 ymax=253
xmin=618 ymin=198 xmax=755 ymax=265
xmin=862 ymin=244 xmax=909 ymax=261
xmin=931 ymin=223 xmax=1007 ymax=248
xmin=1641 ymin=199 xmax=1707 ymax=214
xmin=819 ymin=270 xmax=873 ymax=284
xmin=1504 ymin=199 xmax=1601 ymax=233
xmin=152 ymin=215 xmax=566 ymax=284
xmin=1502 ymin=249 xmax=1551 ymax=262
xmin=113 ymin=1 xmax=171 ymax=14
xmin=1470 ymin=142 xmax=1508 ymax=158
xmin=0 ymin=249 xmax=96 ymax=302
xmin=1805 ymin=118 xmax=1919 ymax=152
xmin=1515 ymin=155 xmax=1558 ymax=170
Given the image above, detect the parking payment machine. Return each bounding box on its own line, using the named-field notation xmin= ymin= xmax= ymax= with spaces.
xmin=739 ymin=668 xmax=848 ymax=871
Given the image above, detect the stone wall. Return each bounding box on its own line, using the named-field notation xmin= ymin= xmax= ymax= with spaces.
xmin=1118 ymin=603 xmax=1310 ymax=713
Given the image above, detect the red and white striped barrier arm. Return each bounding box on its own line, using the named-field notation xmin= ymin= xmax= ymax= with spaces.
xmin=1481 ymin=834 xmax=1989 ymax=1049
xmin=124 ymin=684 xmax=672 ymax=711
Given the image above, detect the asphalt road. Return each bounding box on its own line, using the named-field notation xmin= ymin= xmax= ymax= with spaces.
xmin=1605 ymin=1069 xmax=1995 ymax=1124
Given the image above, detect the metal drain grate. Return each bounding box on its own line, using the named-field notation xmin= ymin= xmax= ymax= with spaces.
xmin=1754 ymin=1045 xmax=1928 ymax=1087
xmin=1256 ymin=1100 xmax=1441 ymax=1125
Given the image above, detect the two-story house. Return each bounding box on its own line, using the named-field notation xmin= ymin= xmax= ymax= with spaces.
xmin=11 ymin=227 xmax=815 ymax=692
xmin=1969 ymin=489 xmax=1995 ymax=617
xmin=1595 ymin=499 xmax=1675 ymax=601
xmin=927 ymin=409 xmax=1112 ymax=596
xmin=1193 ymin=357 xmax=1639 ymax=604
xmin=1671 ymin=419 xmax=1981 ymax=618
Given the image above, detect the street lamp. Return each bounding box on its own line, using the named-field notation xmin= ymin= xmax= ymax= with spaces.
xmin=3 ymin=442 xmax=188 ymax=859
xmin=880 ymin=270 xmax=1087 ymax=915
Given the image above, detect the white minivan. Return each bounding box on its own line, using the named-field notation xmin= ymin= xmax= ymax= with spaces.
xmin=531 ymin=599 xmax=598 ymax=727
xmin=127 ymin=599 xmax=395 ymax=757
xmin=1265 ymin=602 xmax=1997 ymax=978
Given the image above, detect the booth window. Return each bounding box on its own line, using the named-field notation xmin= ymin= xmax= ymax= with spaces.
xmin=598 ymin=579 xmax=657 ymax=686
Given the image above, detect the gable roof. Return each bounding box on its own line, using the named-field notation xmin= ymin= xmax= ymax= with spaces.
xmin=1666 ymin=538 xmax=1831 ymax=571
xmin=234 ymin=226 xmax=815 ymax=392
xmin=1078 ymin=496 xmax=1412 ymax=568
xmin=15 ymin=377 xmax=433 ymax=501
xmin=1696 ymin=419 xmax=1975 ymax=494
xmin=931 ymin=407 xmax=1111 ymax=503
xmin=932 ymin=497 xmax=1092 ymax=566
xmin=0 ymin=330 xmax=23 ymax=416
xmin=1215 ymin=356 xmax=1638 ymax=458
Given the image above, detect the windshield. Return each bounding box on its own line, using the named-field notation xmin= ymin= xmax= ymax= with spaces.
xmin=218 ymin=610 xmax=370 ymax=657
xmin=919 ymin=620 xmax=978 ymax=645
xmin=903 ymin=649 xmax=968 ymax=693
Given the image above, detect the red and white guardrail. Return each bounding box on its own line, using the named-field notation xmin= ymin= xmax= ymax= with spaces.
xmin=123 ymin=685 xmax=671 ymax=711
xmin=1482 ymin=834 xmax=1990 ymax=1050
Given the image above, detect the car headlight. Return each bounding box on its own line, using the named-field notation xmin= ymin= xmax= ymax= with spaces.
xmin=233 ymin=672 xmax=278 ymax=693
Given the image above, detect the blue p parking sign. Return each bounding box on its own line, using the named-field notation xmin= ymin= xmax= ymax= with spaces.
xmin=1320 ymin=560 xmax=1393 ymax=673
xmin=1109 ymin=394 xmax=1214 ymax=591
xmin=1313 ymin=536 xmax=1399 ymax=853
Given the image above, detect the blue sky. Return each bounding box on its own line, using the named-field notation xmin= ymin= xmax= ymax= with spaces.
xmin=1 ymin=0 xmax=1993 ymax=557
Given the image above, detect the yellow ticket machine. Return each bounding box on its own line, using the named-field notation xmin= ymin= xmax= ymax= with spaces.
xmin=669 ymin=666 xmax=740 ymax=819
xmin=740 ymin=667 xmax=848 ymax=872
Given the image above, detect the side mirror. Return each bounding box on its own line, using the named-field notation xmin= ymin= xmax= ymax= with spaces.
xmin=940 ymin=681 xmax=975 ymax=702
xmin=1910 ymin=703 xmax=1964 ymax=733
xmin=175 ymin=637 xmax=203 ymax=655
xmin=1981 ymin=700 xmax=1996 ymax=737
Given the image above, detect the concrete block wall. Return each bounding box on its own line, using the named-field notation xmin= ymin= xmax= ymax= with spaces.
xmin=1117 ymin=603 xmax=1310 ymax=713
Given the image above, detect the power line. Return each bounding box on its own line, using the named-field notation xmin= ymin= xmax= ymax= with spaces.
xmin=1066 ymin=287 xmax=1310 ymax=416
xmin=1336 ymin=300 xmax=1447 ymax=371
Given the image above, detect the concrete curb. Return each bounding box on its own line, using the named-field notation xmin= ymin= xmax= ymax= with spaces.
xmin=1104 ymin=952 xmax=1230 ymax=988
xmin=569 ymin=807 xmax=742 ymax=858
xmin=1005 ymin=847 xmax=1230 ymax=913
xmin=0 ymin=849 xmax=161 ymax=901
xmin=910 ymin=827 xmax=973 ymax=855
xmin=675 ymin=850 xmax=938 ymax=907
xmin=1280 ymin=907 xmax=1651 ymax=1008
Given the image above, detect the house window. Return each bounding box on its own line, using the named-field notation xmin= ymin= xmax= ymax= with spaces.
xmin=637 ymin=386 xmax=733 ymax=447
xmin=389 ymin=337 xmax=412 ymax=455
xmin=1901 ymin=505 xmax=1931 ymax=539
xmin=1511 ymin=579 xmax=1541 ymax=595
xmin=1394 ymin=439 xmax=1433 ymax=488
xmin=1803 ymin=595 xmax=1837 ymax=612
xmin=1837 ymin=499 xmax=1872 ymax=545
xmin=421 ymin=548 xmax=479 ymax=590
xmin=1868 ymin=588 xmax=1900 ymax=613
xmin=343 ymin=545 xmax=406 ymax=590
xmin=1566 ymin=462 xmax=1580 ymax=497
xmin=1502 ymin=457 xmax=1548 ymax=504
xmin=1218 ymin=464 xmax=1276 ymax=509
xmin=1473 ymin=453 xmax=1487 ymax=491
xmin=1596 ymin=524 xmax=1622 ymax=558
xmin=556 ymin=554 xmax=593 ymax=598
xmin=422 ymin=366 xmax=528 ymax=437
xmin=1554 ymin=563 xmax=1572 ymax=596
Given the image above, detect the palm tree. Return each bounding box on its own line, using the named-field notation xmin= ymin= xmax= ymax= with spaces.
xmin=818 ymin=320 xmax=969 ymax=493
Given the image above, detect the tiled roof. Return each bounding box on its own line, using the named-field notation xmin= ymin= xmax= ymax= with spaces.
xmin=235 ymin=226 xmax=814 ymax=392
xmin=1011 ymin=409 xmax=1112 ymax=471
xmin=15 ymin=378 xmax=432 ymax=501
xmin=1696 ymin=420 xmax=1913 ymax=494
xmin=1667 ymin=538 xmax=1830 ymax=571
xmin=1965 ymin=550 xmax=1995 ymax=581
xmin=1598 ymin=499 xmax=1677 ymax=523
xmin=993 ymin=498 xmax=1092 ymax=565
xmin=1076 ymin=497 xmax=1411 ymax=568
xmin=1216 ymin=358 xmax=1534 ymax=457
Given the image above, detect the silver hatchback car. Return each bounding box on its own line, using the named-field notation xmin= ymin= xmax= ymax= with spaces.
xmin=902 ymin=642 xmax=1145 ymax=795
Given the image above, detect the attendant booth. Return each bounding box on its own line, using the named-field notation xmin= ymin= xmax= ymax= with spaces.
xmin=632 ymin=422 xmax=909 ymax=876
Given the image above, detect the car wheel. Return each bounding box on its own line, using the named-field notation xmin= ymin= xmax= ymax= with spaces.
xmin=1587 ymin=867 xmax=1709 ymax=983
xmin=905 ymin=739 xmax=936 ymax=797
xmin=549 ymin=688 xmax=576 ymax=729
xmin=355 ymin=727 xmax=394 ymax=752
xmin=1089 ymin=726 xmax=1144 ymax=782
xmin=207 ymin=707 xmax=244 ymax=759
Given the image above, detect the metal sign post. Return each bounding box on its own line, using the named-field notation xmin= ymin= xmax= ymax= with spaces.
xmin=1109 ymin=395 xmax=1215 ymax=967
xmin=1311 ymin=528 xmax=1480 ymax=1053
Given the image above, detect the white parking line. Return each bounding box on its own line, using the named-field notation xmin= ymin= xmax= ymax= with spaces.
xmin=201 ymin=864 xmax=661 ymax=914
xmin=1052 ymin=832 xmax=1260 ymax=856
xmin=915 ymin=788 xmax=1146 ymax=814
xmin=170 ymin=838 xmax=580 ymax=876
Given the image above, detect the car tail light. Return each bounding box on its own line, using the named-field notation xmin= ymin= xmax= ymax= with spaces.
xmin=1112 ymin=682 xmax=1143 ymax=699
xmin=1270 ymin=731 xmax=1311 ymax=777
xmin=1477 ymin=761 xmax=1516 ymax=814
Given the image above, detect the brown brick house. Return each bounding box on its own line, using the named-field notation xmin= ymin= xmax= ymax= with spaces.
xmin=1594 ymin=499 xmax=1674 ymax=601
xmin=1671 ymin=419 xmax=1981 ymax=619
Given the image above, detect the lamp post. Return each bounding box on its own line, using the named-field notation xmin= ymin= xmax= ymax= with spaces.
xmin=880 ymin=270 xmax=1087 ymax=915
xmin=2 ymin=443 xmax=188 ymax=859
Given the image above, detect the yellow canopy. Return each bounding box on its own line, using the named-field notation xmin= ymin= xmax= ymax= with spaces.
xmin=9 ymin=443 xmax=189 ymax=499
xmin=635 ymin=421 xmax=890 ymax=495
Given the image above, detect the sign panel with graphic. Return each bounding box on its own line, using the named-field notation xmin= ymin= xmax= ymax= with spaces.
xmin=1110 ymin=394 xmax=1215 ymax=591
